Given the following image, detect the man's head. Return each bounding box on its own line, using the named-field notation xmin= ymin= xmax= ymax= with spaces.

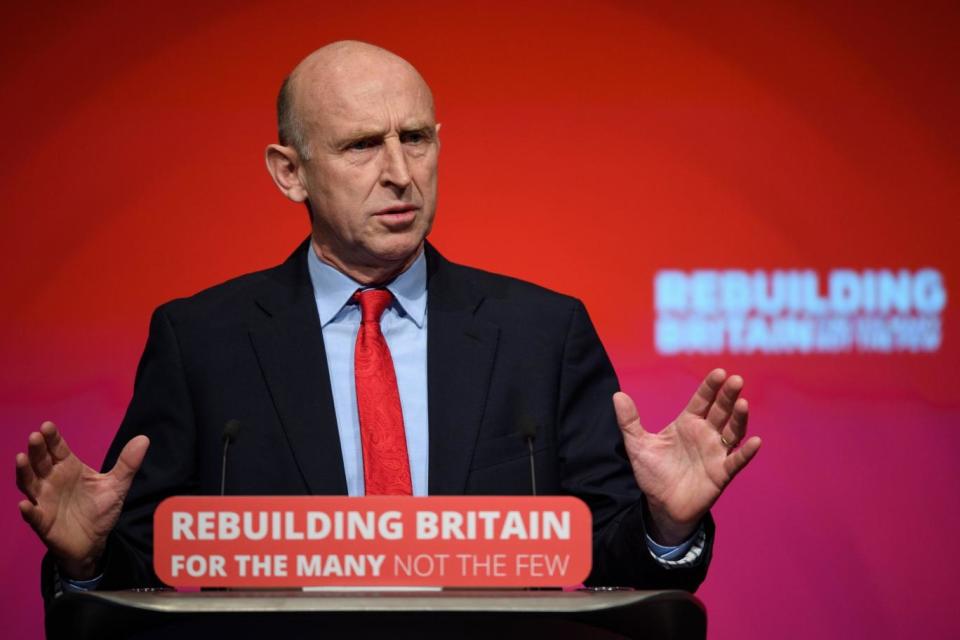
xmin=266 ymin=41 xmax=440 ymax=284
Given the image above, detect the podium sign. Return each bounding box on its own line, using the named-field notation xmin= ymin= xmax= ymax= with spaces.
xmin=154 ymin=496 xmax=592 ymax=588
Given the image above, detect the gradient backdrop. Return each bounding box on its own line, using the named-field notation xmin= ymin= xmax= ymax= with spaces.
xmin=2 ymin=2 xmax=958 ymax=638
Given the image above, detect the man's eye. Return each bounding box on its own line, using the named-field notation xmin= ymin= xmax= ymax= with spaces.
xmin=348 ymin=139 xmax=379 ymax=151
xmin=401 ymin=131 xmax=427 ymax=144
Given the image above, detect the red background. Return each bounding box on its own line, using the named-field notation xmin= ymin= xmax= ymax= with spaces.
xmin=2 ymin=2 xmax=958 ymax=637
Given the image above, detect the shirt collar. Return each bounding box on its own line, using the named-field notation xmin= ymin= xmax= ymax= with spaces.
xmin=306 ymin=244 xmax=427 ymax=328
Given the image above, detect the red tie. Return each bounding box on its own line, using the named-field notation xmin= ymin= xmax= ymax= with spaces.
xmin=353 ymin=289 xmax=412 ymax=495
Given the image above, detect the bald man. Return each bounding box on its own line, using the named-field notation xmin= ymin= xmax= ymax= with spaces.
xmin=18 ymin=41 xmax=759 ymax=600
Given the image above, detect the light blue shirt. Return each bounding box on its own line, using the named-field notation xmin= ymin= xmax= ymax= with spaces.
xmin=307 ymin=245 xmax=429 ymax=496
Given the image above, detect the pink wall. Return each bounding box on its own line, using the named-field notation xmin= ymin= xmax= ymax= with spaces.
xmin=3 ymin=1 xmax=958 ymax=637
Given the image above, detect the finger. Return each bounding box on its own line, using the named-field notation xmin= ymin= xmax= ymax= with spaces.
xmin=706 ymin=375 xmax=743 ymax=431
xmin=720 ymin=398 xmax=748 ymax=448
xmin=40 ymin=422 xmax=72 ymax=464
xmin=723 ymin=436 xmax=762 ymax=479
xmin=27 ymin=431 xmax=53 ymax=478
xmin=108 ymin=435 xmax=150 ymax=487
xmin=682 ymin=369 xmax=726 ymax=417
xmin=18 ymin=499 xmax=44 ymax=533
xmin=613 ymin=392 xmax=650 ymax=438
xmin=15 ymin=453 xmax=40 ymax=502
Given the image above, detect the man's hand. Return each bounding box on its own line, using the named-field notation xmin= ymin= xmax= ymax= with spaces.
xmin=15 ymin=422 xmax=149 ymax=580
xmin=614 ymin=369 xmax=761 ymax=545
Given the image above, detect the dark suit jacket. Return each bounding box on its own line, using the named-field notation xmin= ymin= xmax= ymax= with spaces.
xmin=42 ymin=240 xmax=712 ymax=601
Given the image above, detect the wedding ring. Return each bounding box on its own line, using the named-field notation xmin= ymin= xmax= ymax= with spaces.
xmin=720 ymin=434 xmax=734 ymax=449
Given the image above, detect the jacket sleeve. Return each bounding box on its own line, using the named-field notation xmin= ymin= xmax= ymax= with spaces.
xmin=42 ymin=304 xmax=198 ymax=604
xmin=556 ymin=300 xmax=713 ymax=591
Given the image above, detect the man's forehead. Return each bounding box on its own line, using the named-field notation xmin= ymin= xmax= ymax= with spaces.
xmin=301 ymin=71 xmax=435 ymax=135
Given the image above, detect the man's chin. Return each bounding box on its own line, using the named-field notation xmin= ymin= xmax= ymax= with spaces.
xmin=368 ymin=239 xmax=425 ymax=268
xmin=352 ymin=236 xmax=426 ymax=281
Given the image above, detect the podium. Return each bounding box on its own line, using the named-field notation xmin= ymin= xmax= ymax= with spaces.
xmin=47 ymin=589 xmax=706 ymax=639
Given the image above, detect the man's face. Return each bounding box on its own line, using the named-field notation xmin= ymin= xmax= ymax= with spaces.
xmin=296 ymin=62 xmax=439 ymax=278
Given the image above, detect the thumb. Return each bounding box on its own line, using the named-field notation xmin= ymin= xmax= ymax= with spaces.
xmin=613 ymin=392 xmax=649 ymax=438
xmin=108 ymin=435 xmax=150 ymax=487
xmin=18 ymin=500 xmax=44 ymax=534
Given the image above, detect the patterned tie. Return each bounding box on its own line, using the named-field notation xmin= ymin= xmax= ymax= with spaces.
xmin=353 ymin=289 xmax=412 ymax=495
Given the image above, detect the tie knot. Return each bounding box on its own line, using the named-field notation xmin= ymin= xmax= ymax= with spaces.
xmin=353 ymin=288 xmax=393 ymax=324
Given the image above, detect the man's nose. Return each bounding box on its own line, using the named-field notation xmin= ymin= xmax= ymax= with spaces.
xmin=380 ymin=137 xmax=412 ymax=190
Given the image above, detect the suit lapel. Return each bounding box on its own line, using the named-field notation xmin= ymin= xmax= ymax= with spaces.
xmin=426 ymin=245 xmax=500 ymax=495
xmin=248 ymin=241 xmax=348 ymax=495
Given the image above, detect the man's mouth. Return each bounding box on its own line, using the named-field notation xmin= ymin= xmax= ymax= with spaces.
xmin=374 ymin=205 xmax=418 ymax=228
xmin=375 ymin=205 xmax=418 ymax=215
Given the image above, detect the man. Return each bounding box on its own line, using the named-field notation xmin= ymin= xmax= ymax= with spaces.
xmin=16 ymin=41 xmax=760 ymax=598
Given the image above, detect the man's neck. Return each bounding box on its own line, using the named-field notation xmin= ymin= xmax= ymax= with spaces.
xmin=310 ymin=239 xmax=423 ymax=286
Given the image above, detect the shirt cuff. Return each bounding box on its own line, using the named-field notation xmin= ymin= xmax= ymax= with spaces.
xmin=644 ymin=522 xmax=708 ymax=569
xmin=59 ymin=569 xmax=104 ymax=593
xmin=645 ymin=532 xmax=695 ymax=560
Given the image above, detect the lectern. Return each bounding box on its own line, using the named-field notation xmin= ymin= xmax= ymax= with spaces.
xmin=47 ymin=588 xmax=706 ymax=639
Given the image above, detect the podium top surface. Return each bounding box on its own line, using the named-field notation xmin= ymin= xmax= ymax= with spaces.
xmin=78 ymin=588 xmax=701 ymax=615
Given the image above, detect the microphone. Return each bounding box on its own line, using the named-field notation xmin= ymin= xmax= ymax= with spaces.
xmin=221 ymin=419 xmax=241 ymax=496
xmin=518 ymin=414 xmax=538 ymax=496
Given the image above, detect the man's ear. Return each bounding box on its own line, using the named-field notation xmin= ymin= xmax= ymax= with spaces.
xmin=265 ymin=144 xmax=308 ymax=203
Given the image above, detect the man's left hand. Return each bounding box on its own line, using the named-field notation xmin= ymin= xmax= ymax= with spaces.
xmin=613 ymin=369 xmax=761 ymax=545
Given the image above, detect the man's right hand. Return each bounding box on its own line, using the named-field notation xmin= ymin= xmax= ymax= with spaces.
xmin=15 ymin=422 xmax=149 ymax=580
